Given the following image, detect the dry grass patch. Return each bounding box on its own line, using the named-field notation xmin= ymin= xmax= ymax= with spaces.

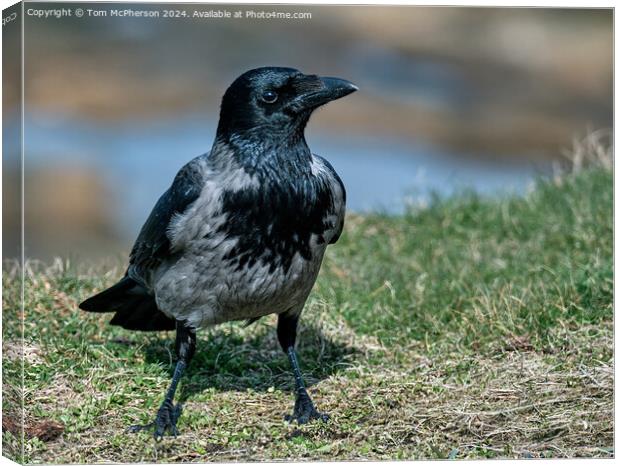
xmin=24 ymin=320 xmax=612 ymax=463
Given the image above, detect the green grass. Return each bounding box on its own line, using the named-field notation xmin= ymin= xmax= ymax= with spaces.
xmin=2 ymin=166 xmax=613 ymax=463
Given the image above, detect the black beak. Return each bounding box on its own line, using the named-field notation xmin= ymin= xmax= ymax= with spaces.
xmin=287 ymin=75 xmax=358 ymax=112
xmin=318 ymin=76 xmax=359 ymax=101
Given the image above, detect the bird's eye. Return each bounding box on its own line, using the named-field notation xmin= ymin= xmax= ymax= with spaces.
xmin=261 ymin=90 xmax=278 ymax=104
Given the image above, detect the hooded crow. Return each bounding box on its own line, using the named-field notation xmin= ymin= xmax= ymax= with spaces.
xmin=79 ymin=67 xmax=357 ymax=440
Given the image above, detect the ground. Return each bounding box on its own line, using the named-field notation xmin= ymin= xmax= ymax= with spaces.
xmin=2 ymin=162 xmax=613 ymax=462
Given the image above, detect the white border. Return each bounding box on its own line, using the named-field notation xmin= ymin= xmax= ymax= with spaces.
xmin=0 ymin=2 xmax=615 ymax=466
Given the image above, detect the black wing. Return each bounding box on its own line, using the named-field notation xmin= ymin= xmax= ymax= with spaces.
xmin=128 ymin=155 xmax=206 ymax=280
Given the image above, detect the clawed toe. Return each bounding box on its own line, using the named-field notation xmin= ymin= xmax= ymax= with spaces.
xmin=285 ymin=408 xmax=329 ymax=424
xmin=286 ymin=391 xmax=329 ymax=424
xmin=289 ymin=408 xmax=330 ymax=424
xmin=126 ymin=422 xmax=154 ymax=434
xmin=128 ymin=400 xmax=183 ymax=441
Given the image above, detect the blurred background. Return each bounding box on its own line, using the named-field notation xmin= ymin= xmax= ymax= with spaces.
xmin=2 ymin=3 xmax=612 ymax=261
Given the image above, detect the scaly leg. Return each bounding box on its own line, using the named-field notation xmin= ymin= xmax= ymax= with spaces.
xmin=277 ymin=312 xmax=329 ymax=424
xmin=128 ymin=321 xmax=196 ymax=440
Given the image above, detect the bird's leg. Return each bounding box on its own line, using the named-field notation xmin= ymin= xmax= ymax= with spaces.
xmin=277 ymin=312 xmax=329 ymax=424
xmin=285 ymin=346 xmax=330 ymax=423
xmin=128 ymin=321 xmax=196 ymax=440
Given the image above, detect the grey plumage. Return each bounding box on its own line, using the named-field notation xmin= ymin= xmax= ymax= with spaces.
xmin=79 ymin=66 xmax=357 ymax=439
xmin=139 ymin=148 xmax=345 ymax=330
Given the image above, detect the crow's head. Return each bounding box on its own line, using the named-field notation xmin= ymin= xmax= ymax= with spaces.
xmin=216 ymin=67 xmax=357 ymax=142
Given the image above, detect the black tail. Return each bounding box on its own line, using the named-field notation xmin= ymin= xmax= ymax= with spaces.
xmin=79 ymin=276 xmax=175 ymax=331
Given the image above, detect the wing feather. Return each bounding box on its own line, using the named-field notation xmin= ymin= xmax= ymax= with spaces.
xmin=313 ymin=154 xmax=346 ymax=244
xmin=128 ymin=155 xmax=206 ymax=281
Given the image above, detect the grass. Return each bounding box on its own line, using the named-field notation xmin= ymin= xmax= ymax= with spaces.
xmin=2 ymin=139 xmax=613 ymax=462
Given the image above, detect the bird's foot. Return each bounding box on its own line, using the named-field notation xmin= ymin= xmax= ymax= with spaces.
xmin=127 ymin=399 xmax=183 ymax=441
xmin=285 ymin=390 xmax=329 ymax=424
